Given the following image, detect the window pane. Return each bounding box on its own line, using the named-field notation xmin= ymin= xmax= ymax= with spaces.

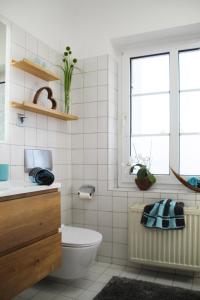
xmin=131 ymin=136 xmax=169 ymax=174
xmin=131 ymin=54 xmax=169 ymax=94
xmin=131 ymin=94 xmax=169 ymax=135
xmin=180 ymin=135 xmax=200 ymax=175
xmin=180 ymin=91 xmax=200 ymax=133
xmin=179 ymin=49 xmax=200 ymax=90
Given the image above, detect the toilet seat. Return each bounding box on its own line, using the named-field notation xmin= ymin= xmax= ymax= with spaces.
xmin=61 ymin=226 xmax=102 ymax=248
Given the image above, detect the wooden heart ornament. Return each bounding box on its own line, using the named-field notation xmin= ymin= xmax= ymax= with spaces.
xmin=33 ymin=86 xmax=57 ymax=109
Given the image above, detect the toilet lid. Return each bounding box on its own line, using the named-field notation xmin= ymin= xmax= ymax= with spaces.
xmin=61 ymin=226 xmax=102 ymax=247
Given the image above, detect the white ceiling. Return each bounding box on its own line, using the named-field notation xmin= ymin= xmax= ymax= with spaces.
xmin=0 ymin=0 xmax=200 ymax=58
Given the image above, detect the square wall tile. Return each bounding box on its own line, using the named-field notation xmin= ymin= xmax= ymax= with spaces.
xmin=71 ymin=119 xmax=83 ymax=134
xmin=98 ymin=101 xmax=108 ymax=117
xmin=98 ymin=117 xmax=108 ymax=132
xmin=98 ymin=149 xmax=108 ymax=165
xmin=84 ymin=165 xmax=98 ymax=180
xmin=9 ymin=125 xmax=24 ymax=145
xmin=84 ymin=210 xmax=98 ymax=226
xmin=72 ymin=134 xmax=84 ymax=149
xmin=113 ymin=228 xmax=128 ymax=244
xmin=98 ymin=133 xmax=108 ymax=149
xmin=71 ymin=88 xmax=83 ymax=104
xmin=0 ymin=144 xmax=10 ymax=163
xmin=98 ymin=70 xmax=108 ymax=85
xmin=98 ymin=211 xmax=112 ymax=227
xmin=72 ymin=74 xmax=83 ymax=89
xmin=113 ymin=243 xmax=128 ymax=260
xmin=113 ymin=197 xmax=128 ymax=213
xmin=98 ymin=196 xmax=112 ymax=211
xmin=84 ymin=87 xmax=98 ymax=102
xmin=84 ymin=149 xmax=98 ymax=164
xmin=98 ymin=165 xmax=108 ymax=180
xmin=98 ymin=86 xmax=108 ymax=101
xmin=84 ymin=72 xmax=98 ymax=87
xmin=84 ymin=133 xmax=97 ymax=149
xmin=84 ymin=118 xmax=97 ymax=133
xmin=72 ymin=150 xmax=84 ymax=164
xmin=84 ymin=102 xmax=98 ymax=118
xmin=10 ymin=166 xmax=24 ymax=181
xmin=83 ymin=196 xmax=98 ymax=210
xmin=10 ymin=145 xmax=24 ymax=166
xmin=71 ymin=103 xmax=84 ymax=118
xmin=113 ymin=212 xmax=128 ymax=229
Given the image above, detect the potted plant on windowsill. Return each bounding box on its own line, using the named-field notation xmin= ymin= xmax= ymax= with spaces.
xmin=129 ymin=163 xmax=156 ymax=190
xmin=128 ymin=146 xmax=156 ymax=190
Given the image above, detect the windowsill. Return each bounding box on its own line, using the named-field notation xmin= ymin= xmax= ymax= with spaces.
xmin=110 ymin=184 xmax=198 ymax=196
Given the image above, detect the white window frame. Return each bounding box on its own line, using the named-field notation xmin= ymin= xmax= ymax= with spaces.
xmin=118 ymin=38 xmax=200 ymax=188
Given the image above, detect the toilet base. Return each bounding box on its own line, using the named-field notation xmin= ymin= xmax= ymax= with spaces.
xmin=51 ymin=243 xmax=100 ymax=280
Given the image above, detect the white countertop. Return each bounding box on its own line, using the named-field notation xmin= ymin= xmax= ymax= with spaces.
xmin=0 ymin=181 xmax=61 ymax=198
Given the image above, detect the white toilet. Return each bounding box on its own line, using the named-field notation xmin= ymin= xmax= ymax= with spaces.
xmin=52 ymin=225 xmax=102 ymax=280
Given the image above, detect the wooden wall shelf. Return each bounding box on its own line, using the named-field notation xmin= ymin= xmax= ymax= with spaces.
xmin=11 ymin=59 xmax=60 ymax=81
xmin=11 ymin=101 xmax=79 ymax=121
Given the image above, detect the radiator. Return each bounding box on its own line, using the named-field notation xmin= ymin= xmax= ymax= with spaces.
xmin=129 ymin=205 xmax=200 ymax=271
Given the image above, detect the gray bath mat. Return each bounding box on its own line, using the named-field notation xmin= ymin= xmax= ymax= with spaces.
xmin=93 ymin=276 xmax=200 ymax=300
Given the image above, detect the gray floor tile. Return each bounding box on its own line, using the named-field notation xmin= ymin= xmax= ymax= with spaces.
xmin=31 ymin=290 xmax=57 ymax=300
xmin=77 ymin=290 xmax=98 ymax=300
xmin=173 ymin=274 xmax=193 ymax=289
xmin=61 ymin=286 xmax=85 ymax=298
xmin=154 ymin=272 xmax=174 ymax=286
xmin=16 ymin=286 xmax=40 ymax=299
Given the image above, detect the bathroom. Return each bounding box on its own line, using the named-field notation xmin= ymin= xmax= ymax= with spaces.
xmin=0 ymin=0 xmax=200 ymax=299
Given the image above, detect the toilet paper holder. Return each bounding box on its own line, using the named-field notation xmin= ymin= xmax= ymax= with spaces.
xmin=78 ymin=185 xmax=95 ymax=199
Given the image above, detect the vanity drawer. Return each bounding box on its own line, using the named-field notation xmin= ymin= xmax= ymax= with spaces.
xmin=0 ymin=191 xmax=61 ymax=255
xmin=0 ymin=233 xmax=61 ymax=300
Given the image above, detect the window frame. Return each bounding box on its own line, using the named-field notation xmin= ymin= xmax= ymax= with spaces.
xmin=118 ymin=39 xmax=200 ymax=188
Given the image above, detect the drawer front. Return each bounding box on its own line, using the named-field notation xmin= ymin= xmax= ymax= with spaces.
xmin=0 ymin=191 xmax=60 ymax=255
xmin=0 ymin=233 xmax=61 ymax=300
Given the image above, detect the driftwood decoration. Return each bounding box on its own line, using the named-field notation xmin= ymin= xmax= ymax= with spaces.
xmin=33 ymin=86 xmax=57 ymax=109
xmin=171 ymin=168 xmax=200 ymax=192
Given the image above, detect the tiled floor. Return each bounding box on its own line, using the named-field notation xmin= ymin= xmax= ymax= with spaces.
xmin=14 ymin=262 xmax=200 ymax=300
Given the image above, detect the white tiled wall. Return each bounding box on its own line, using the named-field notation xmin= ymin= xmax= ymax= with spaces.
xmin=0 ymin=22 xmax=72 ymax=224
xmin=71 ymin=55 xmax=127 ymax=265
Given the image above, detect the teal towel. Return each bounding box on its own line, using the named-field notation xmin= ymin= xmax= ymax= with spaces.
xmin=187 ymin=177 xmax=199 ymax=187
xmin=141 ymin=199 xmax=185 ymax=230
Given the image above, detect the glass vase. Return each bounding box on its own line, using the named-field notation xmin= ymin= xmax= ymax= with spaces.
xmin=64 ymin=89 xmax=70 ymax=114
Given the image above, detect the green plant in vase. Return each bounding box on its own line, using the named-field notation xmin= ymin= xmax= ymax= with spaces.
xmin=59 ymin=46 xmax=78 ymax=113
xmin=128 ymin=144 xmax=156 ymax=190
xmin=129 ymin=163 xmax=156 ymax=190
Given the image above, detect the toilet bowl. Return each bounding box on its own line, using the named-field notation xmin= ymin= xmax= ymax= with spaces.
xmin=51 ymin=226 xmax=102 ymax=280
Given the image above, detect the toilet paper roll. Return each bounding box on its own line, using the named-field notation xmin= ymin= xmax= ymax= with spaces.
xmin=78 ymin=191 xmax=92 ymax=199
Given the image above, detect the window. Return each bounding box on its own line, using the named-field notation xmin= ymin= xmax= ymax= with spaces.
xmin=130 ymin=53 xmax=170 ymax=175
xmin=179 ymin=49 xmax=200 ymax=175
xmin=120 ymin=42 xmax=200 ymax=186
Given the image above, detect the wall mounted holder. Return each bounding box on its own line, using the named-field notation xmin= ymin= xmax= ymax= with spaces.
xmin=17 ymin=113 xmax=26 ymax=126
xmin=78 ymin=185 xmax=95 ymax=199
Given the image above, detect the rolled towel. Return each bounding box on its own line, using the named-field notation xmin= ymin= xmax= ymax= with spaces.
xmin=187 ymin=177 xmax=199 ymax=187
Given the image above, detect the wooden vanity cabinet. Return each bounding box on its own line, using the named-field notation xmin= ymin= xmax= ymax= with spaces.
xmin=0 ymin=189 xmax=61 ymax=300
